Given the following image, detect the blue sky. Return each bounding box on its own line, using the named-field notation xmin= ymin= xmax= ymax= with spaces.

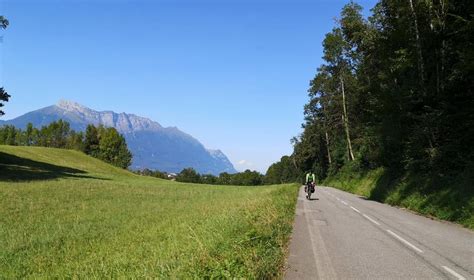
xmin=0 ymin=0 xmax=377 ymax=172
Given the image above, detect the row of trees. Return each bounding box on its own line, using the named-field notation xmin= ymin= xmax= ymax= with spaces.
xmin=0 ymin=121 xmax=83 ymax=149
xmin=0 ymin=120 xmax=132 ymax=169
xmin=134 ymin=168 xmax=168 ymax=179
xmin=136 ymin=167 xmax=268 ymax=186
xmin=0 ymin=16 xmax=10 ymax=116
xmin=176 ymin=168 xmax=266 ymax=186
xmin=286 ymin=0 xmax=473 ymax=182
xmin=265 ymin=156 xmax=301 ymax=184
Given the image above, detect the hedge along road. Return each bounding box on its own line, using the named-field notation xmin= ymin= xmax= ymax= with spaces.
xmin=285 ymin=186 xmax=474 ymax=280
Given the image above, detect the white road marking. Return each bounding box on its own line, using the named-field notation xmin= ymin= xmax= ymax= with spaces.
xmin=386 ymin=230 xmax=423 ymax=253
xmin=302 ymin=187 xmax=337 ymax=279
xmin=350 ymin=206 xmax=361 ymax=213
xmin=363 ymin=214 xmax=381 ymax=226
xmin=302 ymin=197 xmax=322 ymax=270
xmin=442 ymin=266 xmax=466 ymax=280
xmin=341 ymin=200 xmax=348 ymax=205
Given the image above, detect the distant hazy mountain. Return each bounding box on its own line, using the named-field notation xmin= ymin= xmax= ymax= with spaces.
xmin=0 ymin=100 xmax=237 ymax=175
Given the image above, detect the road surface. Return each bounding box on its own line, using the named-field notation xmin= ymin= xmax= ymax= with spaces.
xmin=285 ymin=186 xmax=474 ymax=280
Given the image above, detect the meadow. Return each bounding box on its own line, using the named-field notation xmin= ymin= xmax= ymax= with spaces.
xmin=0 ymin=146 xmax=298 ymax=278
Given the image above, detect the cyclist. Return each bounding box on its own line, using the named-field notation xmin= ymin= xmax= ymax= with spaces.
xmin=305 ymin=172 xmax=316 ymax=199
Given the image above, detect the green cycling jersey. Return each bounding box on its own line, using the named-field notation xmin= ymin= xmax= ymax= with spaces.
xmin=305 ymin=173 xmax=316 ymax=184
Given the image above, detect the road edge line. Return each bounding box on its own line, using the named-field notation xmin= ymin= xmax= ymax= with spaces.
xmin=442 ymin=266 xmax=466 ymax=280
xmin=350 ymin=206 xmax=361 ymax=213
xmin=362 ymin=214 xmax=381 ymax=226
xmin=386 ymin=229 xmax=423 ymax=253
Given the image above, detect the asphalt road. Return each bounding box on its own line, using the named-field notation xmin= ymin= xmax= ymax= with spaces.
xmin=285 ymin=186 xmax=474 ymax=280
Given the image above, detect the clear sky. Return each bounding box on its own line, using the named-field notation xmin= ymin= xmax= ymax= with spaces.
xmin=0 ymin=0 xmax=376 ymax=173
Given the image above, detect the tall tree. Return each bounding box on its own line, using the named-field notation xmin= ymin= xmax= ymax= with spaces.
xmin=97 ymin=126 xmax=132 ymax=169
xmin=407 ymin=0 xmax=426 ymax=93
xmin=25 ymin=123 xmax=34 ymax=146
xmin=322 ymin=27 xmax=358 ymax=161
xmin=0 ymin=88 xmax=10 ymax=116
xmin=0 ymin=17 xmax=9 ymax=116
xmin=177 ymin=168 xmax=201 ymax=183
xmin=84 ymin=125 xmax=100 ymax=157
xmin=0 ymin=16 xmax=8 ymax=29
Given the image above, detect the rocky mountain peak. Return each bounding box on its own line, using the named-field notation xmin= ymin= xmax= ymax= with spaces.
xmin=55 ymin=100 xmax=163 ymax=133
xmin=57 ymin=100 xmax=90 ymax=113
xmin=2 ymin=101 xmax=237 ymax=174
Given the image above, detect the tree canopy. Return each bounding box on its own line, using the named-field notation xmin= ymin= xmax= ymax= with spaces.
xmin=280 ymin=0 xmax=473 ymax=187
xmin=0 ymin=121 xmax=133 ymax=169
xmin=0 ymin=16 xmax=9 ymax=116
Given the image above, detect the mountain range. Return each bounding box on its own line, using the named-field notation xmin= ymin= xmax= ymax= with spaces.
xmin=0 ymin=100 xmax=237 ymax=175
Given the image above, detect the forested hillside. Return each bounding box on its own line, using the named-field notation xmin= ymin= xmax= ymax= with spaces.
xmin=269 ymin=0 xmax=473 ymax=227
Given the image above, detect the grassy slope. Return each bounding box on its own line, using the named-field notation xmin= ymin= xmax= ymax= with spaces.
xmin=324 ymin=164 xmax=474 ymax=229
xmin=0 ymin=146 xmax=299 ymax=278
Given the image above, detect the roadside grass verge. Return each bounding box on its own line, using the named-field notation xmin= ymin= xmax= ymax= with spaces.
xmin=324 ymin=164 xmax=474 ymax=229
xmin=0 ymin=146 xmax=299 ymax=278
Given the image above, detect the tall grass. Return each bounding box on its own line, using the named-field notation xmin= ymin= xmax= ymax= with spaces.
xmin=0 ymin=146 xmax=299 ymax=278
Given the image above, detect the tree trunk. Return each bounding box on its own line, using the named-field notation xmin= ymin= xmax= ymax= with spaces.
xmin=408 ymin=0 xmax=426 ymax=95
xmin=341 ymin=76 xmax=355 ymax=161
xmin=292 ymin=156 xmax=298 ymax=170
xmin=325 ymin=131 xmax=332 ymax=165
xmin=321 ymin=96 xmax=332 ymax=166
xmin=438 ymin=0 xmax=447 ymax=93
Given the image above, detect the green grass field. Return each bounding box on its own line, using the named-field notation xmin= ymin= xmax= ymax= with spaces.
xmin=0 ymin=146 xmax=298 ymax=278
